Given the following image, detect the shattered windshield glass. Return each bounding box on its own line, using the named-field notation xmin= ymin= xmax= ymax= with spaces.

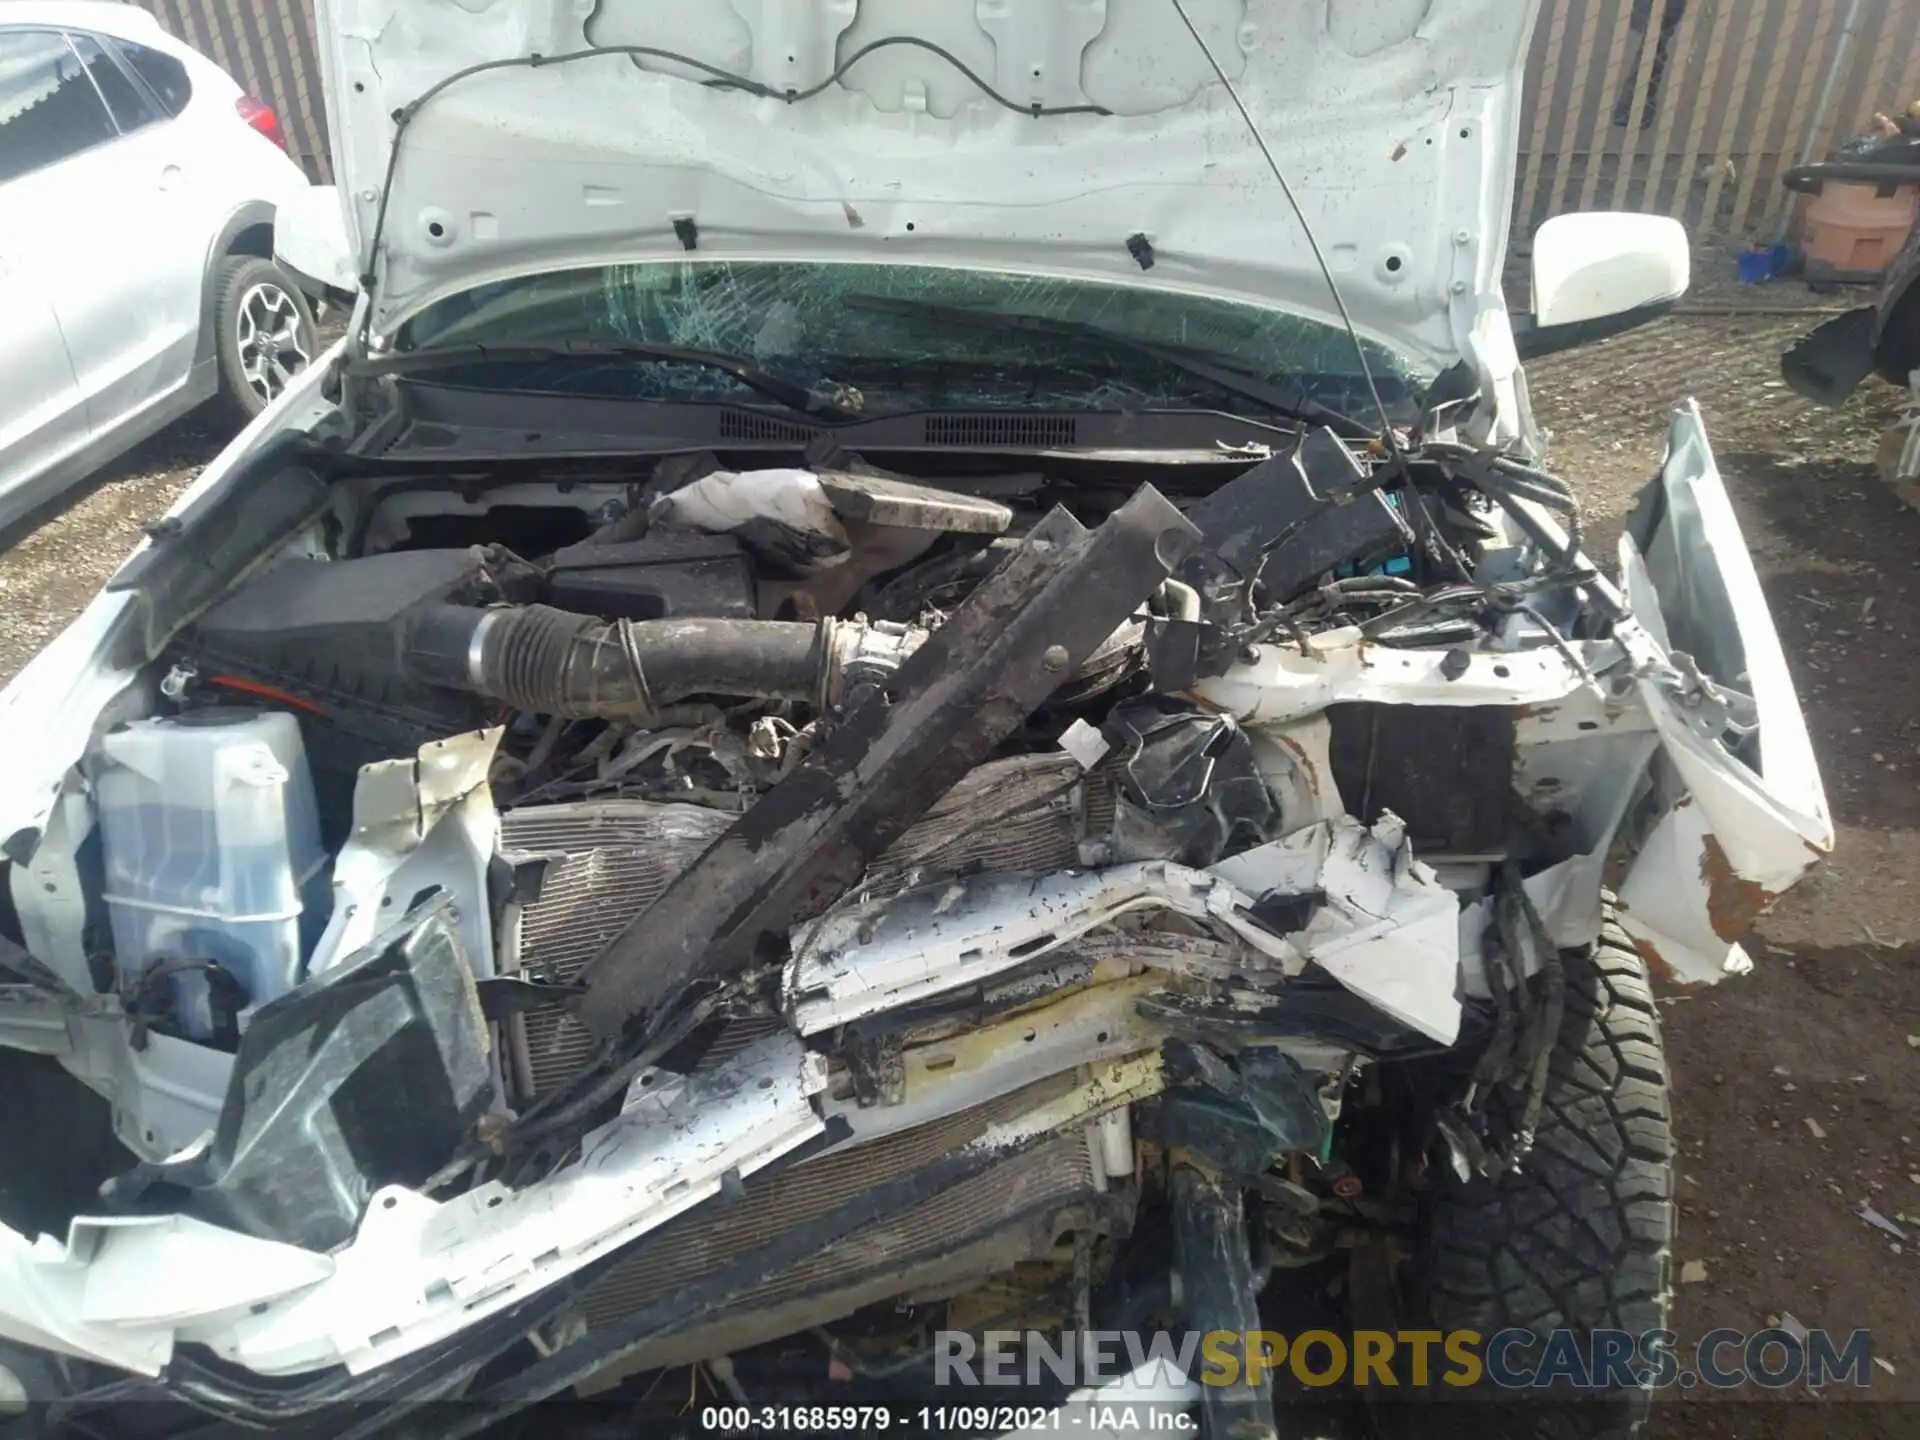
xmin=397 ymin=261 xmax=1432 ymax=419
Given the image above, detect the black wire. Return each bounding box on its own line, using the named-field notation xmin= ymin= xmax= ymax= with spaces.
xmin=357 ymin=35 xmax=1112 ymax=327
xmin=1401 ymin=480 xmax=1476 ymax=584
xmin=1504 ymin=863 xmax=1567 ymax=1162
xmin=708 ymin=34 xmax=1114 ymax=115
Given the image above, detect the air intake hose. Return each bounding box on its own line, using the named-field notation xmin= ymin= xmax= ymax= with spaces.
xmin=402 ymin=604 xmax=926 ymax=721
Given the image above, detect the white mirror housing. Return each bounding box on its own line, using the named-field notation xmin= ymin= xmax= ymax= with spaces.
xmin=1531 ymin=212 xmax=1691 ymax=329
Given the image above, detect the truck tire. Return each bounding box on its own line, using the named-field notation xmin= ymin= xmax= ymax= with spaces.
xmin=1416 ymin=921 xmax=1675 ymax=1438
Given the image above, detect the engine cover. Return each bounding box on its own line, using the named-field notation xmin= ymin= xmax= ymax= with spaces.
xmin=545 ymin=530 xmax=756 ymax=620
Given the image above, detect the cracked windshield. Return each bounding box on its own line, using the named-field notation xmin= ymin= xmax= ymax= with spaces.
xmin=397 ymin=261 xmax=1431 ymax=418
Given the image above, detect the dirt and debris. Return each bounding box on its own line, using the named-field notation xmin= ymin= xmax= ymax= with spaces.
xmin=1858 ymin=1203 xmax=1909 ymax=1241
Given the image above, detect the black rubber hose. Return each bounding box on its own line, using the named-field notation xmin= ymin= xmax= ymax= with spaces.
xmin=403 ymin=603 xmax=828 ymax=718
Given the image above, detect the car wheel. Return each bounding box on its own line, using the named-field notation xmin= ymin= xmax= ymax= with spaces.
xmin=214 ymin=255 xmax=317 ymax=421
xmin=1413 ymin=919 xmax=1675 ymax=1438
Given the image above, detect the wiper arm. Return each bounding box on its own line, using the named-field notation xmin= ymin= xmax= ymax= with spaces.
xmin=346 ymin=340 xmax=862 ymax=421
xmin=841 ymin=294 xmax=1376 ymax=438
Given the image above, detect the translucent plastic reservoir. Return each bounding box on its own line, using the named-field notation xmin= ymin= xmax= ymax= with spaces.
xmin=94 ymin=709 xmax=330 ymax=1041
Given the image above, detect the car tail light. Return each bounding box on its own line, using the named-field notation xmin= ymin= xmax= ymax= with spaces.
xmin=236 ymin=94 xmax=287 ymax=151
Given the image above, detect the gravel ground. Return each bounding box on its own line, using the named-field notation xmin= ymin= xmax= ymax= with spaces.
xmin=1522 ymin=314 xmax=1918 ymax=1440
xmin=0 ymin=416 xmax=219 ymax=681
xmin=0 ymin=285 xmax=1913 ymax=1435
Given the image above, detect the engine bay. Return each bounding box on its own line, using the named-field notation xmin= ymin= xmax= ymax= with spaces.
xmin=0 ymin=421 xmax=1783 ymax=1425
xmin=161 ymin=433 xmax=1558 ymax=865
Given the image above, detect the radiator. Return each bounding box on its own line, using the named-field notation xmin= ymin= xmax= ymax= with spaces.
xmin=501 ymin=755 xmax=1110 ymax=1098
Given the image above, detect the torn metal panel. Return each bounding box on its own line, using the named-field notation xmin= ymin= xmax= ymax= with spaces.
xmin=0 ymin=984 xmax=73 ymax=1057
xmin=785 ymin=863 xmax=1301 ymax=1036
xmin=1209 ymin=825 xmax=1331 ymax=899
xmin=816 ymin=974 xmax=1166 ymax=1158
xmin=576 ymin=486 xmax=1201 ymax=1041
xmin=0 ymin=1036 xmax=825 ymax=1380
xmin=1196 ymin=625 xmax=1596 ymax=726
xmin=1614 ymin=661 xmax=1829 ymax=984
xmin=1615 ymin=798 xmax=1769 ymax=987
xmin=1629 ymin=406 xmax=1830 ymax=836
xmin=1607 ymin=408 xmax=1834 ymax=984
xmin=0 ymin=1212 xmax=332 ymax=1377
xmin=308 ymin=728 xmax=504 ymax=982
xmin=1226 ymin=816 xmax=1463 ymax=1045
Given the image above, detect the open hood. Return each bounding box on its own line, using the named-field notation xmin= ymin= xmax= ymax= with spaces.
xmin=321 ymin=0 xmax=1538 ymax=369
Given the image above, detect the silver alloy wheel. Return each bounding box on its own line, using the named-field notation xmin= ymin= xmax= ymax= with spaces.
xmin=235 ymin=281 xmax=311 ymax=404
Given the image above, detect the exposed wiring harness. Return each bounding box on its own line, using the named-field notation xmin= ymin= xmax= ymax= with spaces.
xmin=1448 ymin=863 xmax=1568 ymax=1178
xmin=1230 ymin=441 xmax=1602 ymax=668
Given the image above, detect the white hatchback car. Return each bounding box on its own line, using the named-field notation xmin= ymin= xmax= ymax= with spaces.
xmin=0 ymin=2 xmax=322 ymax=532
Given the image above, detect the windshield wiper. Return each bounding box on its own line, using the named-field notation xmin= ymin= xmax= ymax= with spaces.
xmin=346 ymin=340 xmax=863 ymax=421
xmin=841 ymin=294 xmax=1377 ymax=438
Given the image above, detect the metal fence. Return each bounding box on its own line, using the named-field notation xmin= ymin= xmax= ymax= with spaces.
xmin=130 ymin=0 xmax=330 ymax=182
xmin=1518 ymin=0 xmax=1920 ymax=237
xmin=115 ymin=0 xmax=1920 ymax=238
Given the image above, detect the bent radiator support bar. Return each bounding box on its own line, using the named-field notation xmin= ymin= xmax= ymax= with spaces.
xmin=573 ymin=486 xmax=1202 ymax=1041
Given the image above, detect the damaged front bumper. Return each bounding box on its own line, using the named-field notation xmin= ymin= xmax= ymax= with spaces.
xmin=0 ymin=894 xmax=829 ymax=1381
xmin=0 ymin=411 xmax=1832 ymax=1420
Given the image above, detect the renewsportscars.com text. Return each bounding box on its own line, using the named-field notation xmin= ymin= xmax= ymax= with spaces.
xmin=935 ymin=1327 xmax=1878 ymax=1391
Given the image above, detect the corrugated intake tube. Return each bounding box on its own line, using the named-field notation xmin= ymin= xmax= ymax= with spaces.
xmin=401 ymin=604 xmax=924 ymax=721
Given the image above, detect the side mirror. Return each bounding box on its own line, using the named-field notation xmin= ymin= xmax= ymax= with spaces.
xmin=1517 ymin=212 xmax=1691 ymax=358
xmin=273 ymin=185 xmax=359 ymax=305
